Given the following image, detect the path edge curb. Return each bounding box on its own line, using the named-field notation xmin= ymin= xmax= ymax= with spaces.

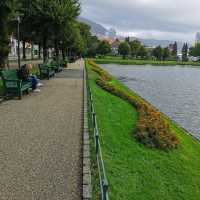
xmin=83 ymin=61 xmax=92 ymax=200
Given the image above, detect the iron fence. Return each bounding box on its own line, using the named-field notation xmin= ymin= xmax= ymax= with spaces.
xmin=86 ymin=70 xmax=109 ymax=200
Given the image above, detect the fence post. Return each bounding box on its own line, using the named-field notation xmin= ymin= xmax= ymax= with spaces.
xmin=95 ymin=134 xmax=99 ymax=154
xmin=87 ymin=79 xmax=109 ymax=200
xmin=92 ymin=112 xmax=96 ymax=127
xmin=102 ymin=179 xmax=109 ymax=200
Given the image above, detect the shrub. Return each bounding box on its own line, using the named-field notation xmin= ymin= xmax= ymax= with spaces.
xmin=88 ymin=59 xmax=112 ymax=81
xmin=88 ymin=60 xmax=179 ymax=150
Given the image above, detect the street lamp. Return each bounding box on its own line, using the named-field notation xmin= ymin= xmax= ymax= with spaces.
xmin=17 ymin=16 xmax=21 ymax=69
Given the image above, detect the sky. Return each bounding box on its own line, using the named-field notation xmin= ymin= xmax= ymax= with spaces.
xmin=80 ymin=0 xmax=200 ymax=42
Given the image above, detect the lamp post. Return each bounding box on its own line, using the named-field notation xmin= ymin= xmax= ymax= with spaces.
xmin=17 ymin=16 xmax=21 ymax=69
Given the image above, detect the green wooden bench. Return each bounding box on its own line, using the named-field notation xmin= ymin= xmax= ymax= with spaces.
xmin=49 ymin=61 xmax=63 ymax=72
xmin=0 ymin=69 xmax=32 ymax=99
xmin=60 ymin=58 xmax=68 ymax=68
xmin=38 ymin=64 xmax=55 ymax=79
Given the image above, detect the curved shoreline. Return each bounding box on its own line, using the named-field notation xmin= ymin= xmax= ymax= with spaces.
xmin=94 ymin=58 xmax=200 ymax=66
xmin=92 ymin=60 xmax=200 ymax=145
xmin=86 ymin=60 xmax=200 ymax=199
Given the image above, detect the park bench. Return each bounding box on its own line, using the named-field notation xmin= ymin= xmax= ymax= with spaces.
xmin=49 ymin=58 xmax=68 ymax=71
xmin=60 ymin=58 xmax=68 ymax=68
xmin=49 ymin=61 xmax=63 ymax=72
xmin=38 ymin=64 xmax=55 ymax=79
xmin=0 ymin=69 xmax=32 ymax=99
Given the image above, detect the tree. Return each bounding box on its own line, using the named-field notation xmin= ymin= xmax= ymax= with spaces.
xmin=97 ymin=41 xmax=111 ymax=56
xmin=152 ymin=46 xmax=163 ymax=60
xmin=137 ymin=45 xmax=148 ymax=59
xmin=162 ymin=47 xmax=170 ymax=60
xmin=182 ymin=43 xmax=188 ymax=61
xmin=125 ymin=37 xmax=130 ymax=43
xmin=189 ymin=43 xmax=200 ymax=57
xmin=172 ymin=42 xmax=178 ymax=57
xmin=17 ymin=0 xmax=81 ymax=62
xmin=129 ymin=40 xmax=141 ymax=58
xmin=0 ymin=0 xmax=15 ymax=68
xmin=118 ymin=42 xmax=130 ymax=59
xmin=87 ymin=36 xmax=100 ymax=57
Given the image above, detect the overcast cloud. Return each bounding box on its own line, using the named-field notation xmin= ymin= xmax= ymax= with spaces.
xmin=80 ymin=0 xmax=200 ymax=42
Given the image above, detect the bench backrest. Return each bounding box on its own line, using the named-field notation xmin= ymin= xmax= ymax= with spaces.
xmin=1 ymin=69 xmax=18 ymax=80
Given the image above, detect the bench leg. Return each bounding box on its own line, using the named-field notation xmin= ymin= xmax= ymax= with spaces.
xmin=18 ymin=92 xmax=22 ymax=100
xmin=18 ymin=89 xmax=22 ymax=100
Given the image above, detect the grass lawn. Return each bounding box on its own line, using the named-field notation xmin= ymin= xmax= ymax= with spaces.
xmin=93 ymin=56 xmax=200 ymax=66
xmin=87 ymin=61 xmax=200 ymax=200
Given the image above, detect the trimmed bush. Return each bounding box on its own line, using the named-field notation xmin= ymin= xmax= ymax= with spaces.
xmin=88 ymin=59 xmax=179 ymax=150
xmin=88 ymin=60 xmax=112 ymax=81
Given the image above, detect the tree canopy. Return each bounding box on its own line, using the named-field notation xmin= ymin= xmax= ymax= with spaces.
xmin=97 ymin=41 xmax=111 ymax=56
xmin=0 ymin=0 xmax=95 ymax=67
xmin=0 ymin=0 xmax=15 ymax=67
xmin=189 ymin=43 xmax=200 ymax=57
xmin=118 ymin=42 xmax=130 ymax=59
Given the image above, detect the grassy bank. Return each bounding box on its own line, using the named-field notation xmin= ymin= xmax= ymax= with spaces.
xmin=93 ymin=56 xmax=200 ymax=66
xmin=86 ymin=61 xmax=200 ymax=200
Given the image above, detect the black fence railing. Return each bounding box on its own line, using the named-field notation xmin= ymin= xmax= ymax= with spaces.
xmin=86 ymin=71 xmax=109 ymax=200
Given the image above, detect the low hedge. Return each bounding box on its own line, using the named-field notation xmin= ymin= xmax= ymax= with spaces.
xmin=88 ymin=59 xmax=179 ymax=150
xmin=88 ymin=60 xmax=112 ymax=81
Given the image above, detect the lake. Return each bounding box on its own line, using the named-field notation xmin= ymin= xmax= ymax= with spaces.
xmin=101 ymin=64 xmax=200 ymax=140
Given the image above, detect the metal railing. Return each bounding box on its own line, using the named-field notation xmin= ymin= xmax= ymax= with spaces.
xmin=86 ymin=74 xmax=109 ymax=200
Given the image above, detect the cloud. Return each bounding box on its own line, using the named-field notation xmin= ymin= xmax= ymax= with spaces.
xmin=80 ymin=0 xmax=200 ymax=42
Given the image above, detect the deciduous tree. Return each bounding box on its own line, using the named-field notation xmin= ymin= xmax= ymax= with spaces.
xmin=118 ymin=42 xmax=130 ymax=59
xmin=97 ymin=41 xmax=111 ymax=56
xmin=0 ymin=0 xmax=15 ymax=68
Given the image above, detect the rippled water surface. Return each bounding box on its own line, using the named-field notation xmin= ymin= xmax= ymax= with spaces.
xmin=101 ymin=64 xmax=200 ymax=139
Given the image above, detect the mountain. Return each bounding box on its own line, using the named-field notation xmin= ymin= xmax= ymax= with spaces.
xmin=78 ymin=17 xmax=187 ymax=49
xmin=135 ymin=38 xmax=185 ymax=51
xmin=77 ymin=17 xmax=107 ymax=36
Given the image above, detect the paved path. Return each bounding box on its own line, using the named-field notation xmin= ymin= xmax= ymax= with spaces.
xmin=0 ymin=60 xmax=84 ymax=200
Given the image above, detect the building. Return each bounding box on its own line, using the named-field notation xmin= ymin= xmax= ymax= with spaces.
xmin=196 ymin=32 xmax=200 ymax=44
xmin=9 ymin=35 xmax=40 ymax=60
xmin=110 ymin=39 xmax=121 ymax=55
xmin=9 ymin=36 xmax=18 ymax=59
xmin=107 ymin=28 xmax=117 ymax=38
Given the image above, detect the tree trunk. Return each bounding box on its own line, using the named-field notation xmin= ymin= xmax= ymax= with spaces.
xmin=0 ymin=18 xmax=9 ymax=68
xmin=66 ymin=48 xmax=69 ymax=57
xmin=54 ymin=39 xmax=59 ymax=61
xmin=31 ymin=43 xmax=34 ymax=60
xmin=43 ymin=36 xmax=47 ymax=63
xmin=22 ymin=41 xmax=26 ymax=59
xmin=38 ymin=43 xmax=41 ymax=59
xmin=0 ymin=57 xmax=6 ymax=69
xmin=61 ymin=45 xmax=65 ymax=60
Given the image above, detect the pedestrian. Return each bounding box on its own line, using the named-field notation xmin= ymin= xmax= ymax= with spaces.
xmin=17 ymin=64 xmax=43 ymax=92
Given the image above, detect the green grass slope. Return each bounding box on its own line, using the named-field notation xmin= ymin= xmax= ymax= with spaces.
xmin=87 ymin=62 xmax=200 ymax=200
xmin=93 ymin=56 xmax=200 ymax=66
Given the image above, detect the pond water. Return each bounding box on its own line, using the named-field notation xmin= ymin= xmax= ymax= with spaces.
xmin=101 ymin=64 xmax=200 ymax=140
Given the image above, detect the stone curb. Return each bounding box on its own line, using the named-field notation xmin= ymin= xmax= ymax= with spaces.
xmin=82 ymin=63 xmax=92 ymax=200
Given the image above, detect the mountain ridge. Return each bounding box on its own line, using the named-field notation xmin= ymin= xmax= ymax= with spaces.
xmin=78 ymin=16 xmax=186 ymax=49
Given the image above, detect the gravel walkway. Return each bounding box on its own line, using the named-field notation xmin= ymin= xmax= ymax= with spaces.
xmin=0 ymin=60 xmax=84 ymax=200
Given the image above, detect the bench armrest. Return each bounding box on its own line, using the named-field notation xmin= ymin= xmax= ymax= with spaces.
xmin=4 ymin=79 xmax=21 ymax=83
xmin=3 ymin=79 xmax=22 ymax=88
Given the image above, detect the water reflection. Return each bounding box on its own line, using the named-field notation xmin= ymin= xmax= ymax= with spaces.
xmin=101 ymin=64 xmax=200 ymax=140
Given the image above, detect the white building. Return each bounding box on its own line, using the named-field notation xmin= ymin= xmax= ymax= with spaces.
xmin=195 ymin=32 xmax=200 ymax=44
xmin=9 ymin=36 xmax=40 ymax=60
xmin=9 ymin=36 xmax=18 ymax=58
